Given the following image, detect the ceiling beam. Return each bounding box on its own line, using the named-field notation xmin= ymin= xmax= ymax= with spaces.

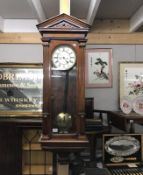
xmin=27 ymin=0 xmax=46 ymax=22
xmin=60 ymin=0 xmax=70 ymax=15
xmin=2 ymin=32 xmax=143 ymax=44
xmin=0 ymin=16 xmax=4 ymax=32
xmin=130 ymin=5 xmax=143 ymax=32
xmin=86 ymin=0 xmax=101 ymax=25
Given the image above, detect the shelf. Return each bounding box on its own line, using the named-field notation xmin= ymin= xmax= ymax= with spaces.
xmin=23 ymin=165 xmax=52 ymax=175
xmin=23 ymin=143 xmax=41 ymax=150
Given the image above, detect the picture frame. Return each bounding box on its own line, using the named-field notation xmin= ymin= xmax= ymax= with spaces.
xmin=119 ymin=62 xmax=143 ymax=109
xmin=0 ymin=63 xmax=43 ymax=116
xmin=85 ymin=48 xmax=112 ymax=88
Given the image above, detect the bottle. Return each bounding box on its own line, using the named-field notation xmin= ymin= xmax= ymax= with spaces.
xmin=129 ymin=120 xmax=135 ymax=133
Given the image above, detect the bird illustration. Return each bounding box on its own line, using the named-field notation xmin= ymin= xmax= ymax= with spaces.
xmin=93 ymin=58 xmax=109 ymax=80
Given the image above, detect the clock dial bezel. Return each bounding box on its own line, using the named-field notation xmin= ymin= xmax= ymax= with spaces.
xmin=52 ymin=45 xmax=76 ymax=70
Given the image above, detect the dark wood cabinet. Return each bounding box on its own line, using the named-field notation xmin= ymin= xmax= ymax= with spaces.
xmin=0 ymin=118 xmax=42 ymax=175
xmin=0 ymin=123 xmax=22 ymax=175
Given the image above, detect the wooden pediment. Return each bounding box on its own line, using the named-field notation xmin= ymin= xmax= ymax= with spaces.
xmin=37 ymin=13 xmax=90 ymax=34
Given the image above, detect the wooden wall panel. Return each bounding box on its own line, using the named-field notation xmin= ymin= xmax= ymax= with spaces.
xmin=0 ymin=33 xmax=41 ymax=44
xmin=87 ymin=33 xmax=143 ymax=44
xmin=1 ymin=32 xmax=143 ymax=44
xmin=92 ymin=19 xmax=129 ymax=33
xmin=0 ymin=19 xmax=143 ymax=44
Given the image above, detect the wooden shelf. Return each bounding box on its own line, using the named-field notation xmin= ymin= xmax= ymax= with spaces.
xmin=23 ymin=143 xmax=41 ymax=150
xmin=23 ymin=165 xmax=52 ymax=175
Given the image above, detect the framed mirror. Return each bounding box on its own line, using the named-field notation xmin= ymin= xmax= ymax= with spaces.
xmin=0 ymin=63 xmax=43 ymax=116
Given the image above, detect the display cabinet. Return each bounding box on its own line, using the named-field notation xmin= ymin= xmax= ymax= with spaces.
xmin=0 ymin=118 xmax=43 ymax=175
xmin=103 ymin=134 xmax=143 ymax=175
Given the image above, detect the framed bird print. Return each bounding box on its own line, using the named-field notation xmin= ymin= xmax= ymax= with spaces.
xmin=85 ymin=48 xmax=112 ymax=88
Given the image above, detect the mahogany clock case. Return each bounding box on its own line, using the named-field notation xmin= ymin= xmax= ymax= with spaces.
xmin=103 ymin=134 xmax=143 ymax=175
xmin=37 ymin=13 xmax=90 ymax=150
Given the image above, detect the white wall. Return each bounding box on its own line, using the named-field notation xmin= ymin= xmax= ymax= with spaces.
xmin=0 ymin=44 xmax=42 ymax=63
xmin=0 ymin=44 xmax=143 ymax=111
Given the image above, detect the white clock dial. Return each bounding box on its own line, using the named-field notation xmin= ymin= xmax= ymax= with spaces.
xmin=52 ymin=45 xmax=76 ymax=70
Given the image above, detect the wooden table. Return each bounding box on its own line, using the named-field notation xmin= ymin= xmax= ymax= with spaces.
xmin=108 ymin=111 xmax=143 ymax=132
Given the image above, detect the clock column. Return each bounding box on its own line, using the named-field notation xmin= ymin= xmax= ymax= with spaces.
xmin=41 ymin=41 xmax=52 ymax=140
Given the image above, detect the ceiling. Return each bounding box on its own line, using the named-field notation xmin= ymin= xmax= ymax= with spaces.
xmin=0 ymin=0 xmax=143 ymax=32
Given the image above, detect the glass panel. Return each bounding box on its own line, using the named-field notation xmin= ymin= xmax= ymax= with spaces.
xmin=51 ymin=67 xmax=76 ymax=133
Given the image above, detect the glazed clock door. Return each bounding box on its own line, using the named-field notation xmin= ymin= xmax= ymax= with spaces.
xmin=51 ymin=42 xmax=77 ymax=134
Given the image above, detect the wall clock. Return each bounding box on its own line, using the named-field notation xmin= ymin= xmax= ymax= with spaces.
xmin=37 ymin=13 xmax=90 ymax=150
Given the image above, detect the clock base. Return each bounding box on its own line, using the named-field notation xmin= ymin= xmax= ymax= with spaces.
xmin=39 ymin=133 xmax=89 ymax=151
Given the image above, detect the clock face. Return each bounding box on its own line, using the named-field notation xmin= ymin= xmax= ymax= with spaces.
xmin=52 ymin=45 xmax=76 ymax=70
